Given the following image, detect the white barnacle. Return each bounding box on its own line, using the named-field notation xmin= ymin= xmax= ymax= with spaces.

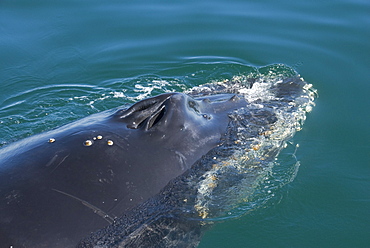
xmin=97 ymin=135 xmax=103 ymax=140
xmin=48 ymin=138 xmax=56 ymax=143
xmin=84 ymin=140 xmax=93 ymax=147
xmin=107 ymin=140 xmax=114 ymax=146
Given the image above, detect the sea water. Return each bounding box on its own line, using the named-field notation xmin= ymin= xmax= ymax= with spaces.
xmin=0 ymin=0 xmax=369 ymax=247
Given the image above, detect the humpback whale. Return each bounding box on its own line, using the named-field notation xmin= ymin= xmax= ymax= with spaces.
xmin=0 ymin=70 xmax=315 ymax=247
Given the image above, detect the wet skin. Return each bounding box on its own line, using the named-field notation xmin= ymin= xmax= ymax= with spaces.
xmin=0 ymin=92 xmax=247 ymax=247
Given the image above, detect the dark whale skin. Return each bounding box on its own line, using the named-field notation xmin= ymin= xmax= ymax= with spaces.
xmin=0 ymin=92 xmax=247 ymax=247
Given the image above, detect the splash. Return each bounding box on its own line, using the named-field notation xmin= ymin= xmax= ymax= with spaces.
xmin=186 ymin=64 xmax=316 ymax=220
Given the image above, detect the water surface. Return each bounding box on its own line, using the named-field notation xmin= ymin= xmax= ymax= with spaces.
xmin=1 ymin=0 xmax=369 ymax=247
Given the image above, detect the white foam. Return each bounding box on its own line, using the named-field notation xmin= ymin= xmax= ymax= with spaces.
xmin=192 ymin=73 xmax=316 ymax=220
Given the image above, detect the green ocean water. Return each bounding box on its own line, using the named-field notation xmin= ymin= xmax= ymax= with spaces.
xmin=0 ymin=0 xmax=369 ymax=247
